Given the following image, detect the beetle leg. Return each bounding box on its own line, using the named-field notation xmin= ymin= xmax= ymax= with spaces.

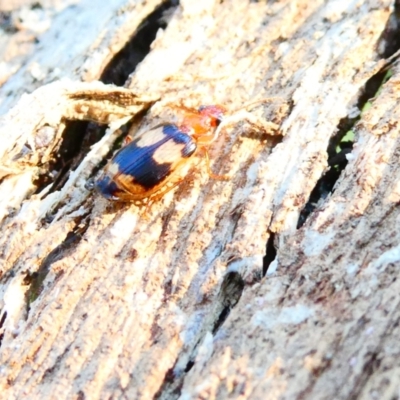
xmin=204 ymin=149 xmax=230 ymax=181
xmin=214 ymin=110 xmax=281 ymax=141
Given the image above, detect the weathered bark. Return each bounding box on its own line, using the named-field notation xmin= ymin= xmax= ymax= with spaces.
xmin=0 ymin=0 xmax=399 ymax=399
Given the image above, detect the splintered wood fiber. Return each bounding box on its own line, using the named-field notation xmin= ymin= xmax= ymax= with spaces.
xmin=0 ymin=0 xmax=399 ymax=399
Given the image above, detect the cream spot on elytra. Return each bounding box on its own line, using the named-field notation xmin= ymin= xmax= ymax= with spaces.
xmin=107 ymin=162 xmax=120 ymax=176
xmin=135 ymin=127 xmax=168 ymax=147
xmin=153 ymin=140 xmax=185 ymax=164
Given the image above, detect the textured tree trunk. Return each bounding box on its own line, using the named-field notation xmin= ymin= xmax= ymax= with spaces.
xmin=1 ymin=0 xmax=400 ymax=399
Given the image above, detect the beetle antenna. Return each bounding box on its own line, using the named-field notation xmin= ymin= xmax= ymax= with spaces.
xmin=230 ymin=97 xmax=284 ymax=114
xmin=213 ymin=97 xmax=283 ymax=140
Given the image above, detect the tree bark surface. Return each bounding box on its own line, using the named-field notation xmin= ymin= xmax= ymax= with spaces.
xmin=0 ymin=0 xmax=399 ymax=399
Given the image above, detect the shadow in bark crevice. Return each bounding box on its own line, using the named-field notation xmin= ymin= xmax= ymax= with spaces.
xmin=100 ymin=1 xmax=179 ymax=86
xmin=263 ymin=232 xmax=277 ymax=276
xmin=33 ymin=120 xmax=103 ymax=197
xmin=154 ymin=271 xmax=244 ymax=399
xmin=212 ymin=271 xmax=245 ymax=334
xmin=297 ymin=5 xmax=400 ymax=229
xmin=0 ymin=310 xmax=7 ymax=347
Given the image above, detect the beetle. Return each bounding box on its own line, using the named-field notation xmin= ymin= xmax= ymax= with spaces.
xmin=95 ymin=104 xmax=228 ymax=204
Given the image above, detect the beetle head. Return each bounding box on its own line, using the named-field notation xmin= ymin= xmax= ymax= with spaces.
xmin=198 ymin=105 xmax=226 ymax=126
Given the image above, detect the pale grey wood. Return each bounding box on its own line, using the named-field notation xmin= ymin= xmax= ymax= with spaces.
xmin=0 ymin=0 xmax=398 ymax=399
xmin=0 ymin=0 xmax=164 ymax=115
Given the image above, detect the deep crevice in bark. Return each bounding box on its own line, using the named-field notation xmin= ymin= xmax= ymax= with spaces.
xmin=296 ymin=128 xmax=353 ymax=229
xmin=100 ymin=1 xmax=179 ymax=86
xmin=212 ymin=271 xmax=245 ymax=334
xmin=0 ymin=310 xmax=7 ymax=347
xmin=297 ymin=6 xmax=400 ymax=229
xmin=33 ymin=120 xmax=100 ymax=196
xmin=263 ymin=232 xmax=277 ymax=276
xmin=154 ymin=271 xmax=244 ymax=399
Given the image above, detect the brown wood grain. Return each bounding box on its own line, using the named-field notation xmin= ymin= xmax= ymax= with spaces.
xmin=0 ymin=0 xmax=399 ymax=399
